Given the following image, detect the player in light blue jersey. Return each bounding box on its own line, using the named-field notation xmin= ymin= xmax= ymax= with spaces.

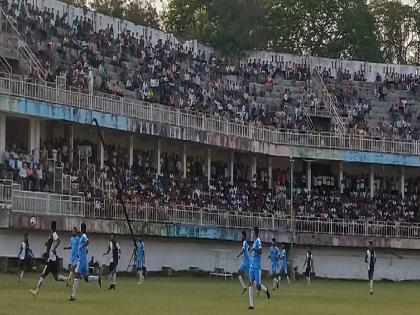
xmin=279 ymin=242 xmax=290 ymax=285
xmin=268 ymin=238 xmax=280 ymax=290
xmin=247 ymin=227 xmax=270 ymax=310
xmin=62 ymin=227 xmax=80 ymax=287
xmin=136 ymin=237 xmax=145 ymax=284
xmin=236 ymin=230 xmax=250 ymax=295
xmin=69 ymin=223 xmax=101 ymax=301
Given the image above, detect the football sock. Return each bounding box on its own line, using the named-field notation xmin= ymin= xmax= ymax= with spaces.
xmin=248 ymin=286 xmax=254 ymax=307
xmin=36 ymin=277 xmax=43 ymax=290
xmin=239 ymin=275 xmax=246 ymax=289
xmin=260 ymin=284 xmax=268 ymax=293
xmin=71 ymin=278 xmax=79 ymax=298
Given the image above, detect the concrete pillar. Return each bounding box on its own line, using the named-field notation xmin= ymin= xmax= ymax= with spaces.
xmin=99 ymin=141 xmax=105 ymax=169
xmin=157 ymin=140 xmax=161 ymax=175
xmin=28 ymin=118 xmax=40 ymax=163
xmin=207 ymin=148 xmax=211 ymax=185
xmin=0 ymin=113 xmax=5 ymax=165
xmin=230 ymin=151 xmax=234 ymax=185
xmin=401 ymin=167 xmax=405 ymax=198
xmin=307 ymin=160 xmax=312 ymax=193
xmin=182 ymin=143 xmax=187 ymax=178
xmin=251 ymin=156 xmax=257 ymax=180
xmin=370 ymin=165 xmax=374 ymax=198
xmin=128 ymin=135 xmax=134 ymax=167
xmin=268 ymin=157 xmax=273 ymax=189
xmin=339 ymin=162 xmax=344 ymax=194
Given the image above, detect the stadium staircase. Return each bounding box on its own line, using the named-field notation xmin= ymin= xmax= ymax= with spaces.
xmin=0 ymin=8 xmax=46 ymax=78
xmin=312 ymin=68 xmax=346 ymax=133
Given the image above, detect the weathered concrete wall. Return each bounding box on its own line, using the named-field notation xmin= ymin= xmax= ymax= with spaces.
xmin=1 ymin=96 xmax=420 ymax=166
xmin=3 ymin=212 xmax=420 ymax=250
xmin=6 ymin=212 xmax=290 ymax=243
xmin=2 ymin=226 xmax=420 ymax=280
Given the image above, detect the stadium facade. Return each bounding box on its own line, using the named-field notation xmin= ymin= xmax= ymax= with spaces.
xmin=1 ymin=0 xmax=420 ymax=281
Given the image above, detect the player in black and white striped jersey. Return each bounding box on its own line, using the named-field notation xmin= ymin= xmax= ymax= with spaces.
xmin=303 ymin=247 xmax=314 ymax=286
xmin=365 ymin=241 xmax=376 ymax=295
xmin=30 ymin=221 xmax=67 ymax=297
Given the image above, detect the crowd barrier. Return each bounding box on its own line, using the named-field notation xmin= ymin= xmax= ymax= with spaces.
xmin=0 ymin=74 xmax=419 ymax=155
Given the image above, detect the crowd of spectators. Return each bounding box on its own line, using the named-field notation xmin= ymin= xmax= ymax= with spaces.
xmin=1 ymin=139 xmax=419 ymax=223
xmin=3 ymin=0 xmax=314 ymax=132
xmin=3 ymin=0 xmax=420 ymax=226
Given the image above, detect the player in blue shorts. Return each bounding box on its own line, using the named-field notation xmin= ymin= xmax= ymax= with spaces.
xmin=136 ymin=237 xmax=145 ymax=285
xmin=279 ymin=242 xmax=290 ymax=285
xmin=268 ymin=238 xmax=280 ymax=290
xmin=69 ymin=223 xmax=101 ymax=301
xmin=247 ymin=226 xmax=270 ymax=310
xmin=236 ymin=230 xmax=250 ymax=295
xmin=62 ymin=227 xmax=79 ymax=287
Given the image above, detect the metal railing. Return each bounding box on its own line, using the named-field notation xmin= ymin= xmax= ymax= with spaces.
xmin=0 ymin=8 xmax=46 ymax=78
xmin=294 ymin=217 xmax=420 ymax=239
xmin=0 ymin=74 xmax=420 ymax=156
xmin=313 ymin=68 xmax=346 ymax=134
xmin=11 ymin=190 xmax=84 ymax=217
xmin=85 ymin=202 xmax=289 ymax=231
xmin=0 ymin=181 xmax=13 ymax=203
xmin=5 ymin=187 xmax=420 ymax=238
xmin=76 ymin=201 xmax=420 ymax=239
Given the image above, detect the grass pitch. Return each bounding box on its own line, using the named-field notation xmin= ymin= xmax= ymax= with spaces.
xmin=1 ymin=273 xmax=419 ymax=315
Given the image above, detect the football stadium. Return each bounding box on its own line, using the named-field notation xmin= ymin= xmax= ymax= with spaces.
xmin=1 ymin=0 xmax=420 ymax=314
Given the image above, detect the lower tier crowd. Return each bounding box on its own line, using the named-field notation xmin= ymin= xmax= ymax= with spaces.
xmin=1 ymin=142 xmax=419 ymax=224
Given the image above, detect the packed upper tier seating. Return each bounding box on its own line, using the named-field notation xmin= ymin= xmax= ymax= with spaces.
xmin=3 ymin=1 xmax=420 ymax=140
xmin=2 ymin=1 xmax=420 ymax=224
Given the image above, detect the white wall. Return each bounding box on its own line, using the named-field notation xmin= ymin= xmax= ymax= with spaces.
xmin=292 ymin=246 xmax=420 ymax=281
xmin=2 ymin=229 xmax=420 ymax=280
xmin=29 ymin=0 xmax=214 ymax=58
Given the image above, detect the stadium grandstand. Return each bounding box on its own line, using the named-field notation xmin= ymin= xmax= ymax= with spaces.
xmin=2 ymin=0 xmax=420 ymax=297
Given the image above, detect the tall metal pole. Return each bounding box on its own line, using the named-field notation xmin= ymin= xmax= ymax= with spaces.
xmin=290 ymin=156 xmax=294 ymax=233
xmin=290 ymin=156 xmax=295 ymax=280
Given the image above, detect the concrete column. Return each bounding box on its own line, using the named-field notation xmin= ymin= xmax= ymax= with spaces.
xmin=99 ymin=140 xmax=105 ymax=169
xmin=251 ymin=156 xmax=257 ymax=180
xmin=339 ymin=162 xmax=344 ymax=194
xmin=157 ymin=140 xmax=161 ymax=175
xmin=370 ymin=165 xmax=375 ymax=198
xmin=0 ymin=113 xmax=5 ymax=165
xmin=128 ymin=135 xmax=134 ymax=167
xmin=268 ymin=157 xmax=273 ymax=189
xmin=401 ymin=167 xmax=405 ymax=198
xmin=182 ymin=143 xmax=187 ymax=178
xmin=307 ymin=160 xmax=312 ymax=193
xmin=230 ymin=151 xmax=234 ymax=185
xmin=207 ymin=148 xmax=211 ymax=185
xmin=28 ymin=118 xmax=40 ymax=163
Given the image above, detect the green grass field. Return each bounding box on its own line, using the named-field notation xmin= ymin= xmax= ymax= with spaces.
xmin=1 ymin=273 xmax=420 ymax=315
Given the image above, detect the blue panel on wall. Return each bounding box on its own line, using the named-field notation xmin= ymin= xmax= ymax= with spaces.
xmin=343 ymin=151 xmax=420 ymax=167
xmin=17 ymin=98 xmax=128 ymax=130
